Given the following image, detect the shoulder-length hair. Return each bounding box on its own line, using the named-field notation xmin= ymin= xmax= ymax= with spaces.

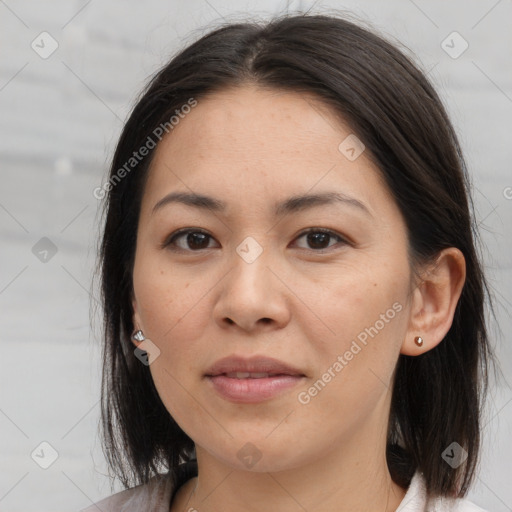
xmin=93 ymin=12 xmax=495 ymax=498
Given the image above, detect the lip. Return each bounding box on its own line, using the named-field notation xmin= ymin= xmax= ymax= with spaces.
xmin=204 ymin=355 xmax=306 ymax=403
xmin=205 ymin=355 xmax=305 ymax=377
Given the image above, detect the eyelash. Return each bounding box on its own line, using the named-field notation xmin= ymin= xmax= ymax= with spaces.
xmin=162 ymin=227 xmax=350 ymax=253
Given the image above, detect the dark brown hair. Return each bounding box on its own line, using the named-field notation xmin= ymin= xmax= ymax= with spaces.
xmin=93 ymin=11 xmax=495 ymax=499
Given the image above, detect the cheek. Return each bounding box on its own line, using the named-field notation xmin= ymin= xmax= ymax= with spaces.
xmin=133 ymin=258 xmax=213 ymax=424
xmin=132 ymin=256 xmax=256 ymax=424
xmin=132 ymin=252 xmax=211 ymax=360
xmin=293 ymin=278 xmax=407 ymax=436
xmin=299 ymin=260 xmax=409 ymax=385
xmin=304 ymin=258 xmax=406 ymax=335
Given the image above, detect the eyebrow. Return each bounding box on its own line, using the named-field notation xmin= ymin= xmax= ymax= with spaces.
xmin=151 ymin=191 xmax=373 ymax=218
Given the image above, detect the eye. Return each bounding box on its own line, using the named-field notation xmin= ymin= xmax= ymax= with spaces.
xmin=162 ymin=227 xmax=350 ymax=253
xmin=162 ymin=228 xmax=217 ymax=252
xmin=293 ymin=228 xmax=349 ymax=251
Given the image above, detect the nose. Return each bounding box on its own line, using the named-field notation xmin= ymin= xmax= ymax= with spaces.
xmin=212 ymin=244 xmax=291 ymax=333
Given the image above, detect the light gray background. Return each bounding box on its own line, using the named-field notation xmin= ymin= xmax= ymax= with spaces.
xmin=0 ymin=1 xmax=511 ymax=511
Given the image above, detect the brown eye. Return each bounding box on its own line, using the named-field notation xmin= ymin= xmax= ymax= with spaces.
xmin=164 ymin=229 xmax=217 ymax=251
xmin=294 ymin=228 xmax=348 ymax=251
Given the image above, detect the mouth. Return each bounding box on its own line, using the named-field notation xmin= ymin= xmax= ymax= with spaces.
xmin=205 ymin=355 xmax=305 ymax=378
xmin=219 ymin=372 xmax=298 ymax=379
xmin=204 ymin=355 xmax=306 ymax=403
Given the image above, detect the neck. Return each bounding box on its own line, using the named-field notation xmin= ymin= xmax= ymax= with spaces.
xmin=173 ymin=422 xmax=406 ymax=512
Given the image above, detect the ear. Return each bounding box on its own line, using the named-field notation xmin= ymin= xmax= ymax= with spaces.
xmin=401 ymin=247 xmax=466 ymax=356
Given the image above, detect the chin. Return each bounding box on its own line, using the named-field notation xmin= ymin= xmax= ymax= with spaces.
xmin=201 ymin=435 xmax=314 ymax=474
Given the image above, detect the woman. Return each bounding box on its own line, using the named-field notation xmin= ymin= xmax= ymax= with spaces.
xmin=85 ymin=12 xmax=494 ymax=512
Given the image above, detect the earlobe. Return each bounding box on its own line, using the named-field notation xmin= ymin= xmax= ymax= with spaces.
xmin=400 ymin=247 xmax=466 ymax=356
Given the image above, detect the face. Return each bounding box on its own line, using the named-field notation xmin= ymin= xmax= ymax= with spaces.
xmin=131 ymin=85 xmax=416 ymax=472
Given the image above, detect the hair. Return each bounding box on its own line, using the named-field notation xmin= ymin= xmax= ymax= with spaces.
xmin=93 ymin=11 xmax=496 ymax=499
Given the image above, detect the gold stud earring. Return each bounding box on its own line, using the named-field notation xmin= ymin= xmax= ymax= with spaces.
xmin=414 ymin=336 xmax=424 ymax=347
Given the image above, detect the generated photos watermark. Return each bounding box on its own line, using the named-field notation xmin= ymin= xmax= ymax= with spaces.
xmin=297 ymin=301 xmax=403 ymax=404
xmin=93 ymin=98 xmax=198 ymax=200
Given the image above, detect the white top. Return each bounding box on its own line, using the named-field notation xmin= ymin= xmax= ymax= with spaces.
xmin=79 ymin=468 xmax=489 ymax=512
xmin=396 ymin=472 xmax=488 ymax=512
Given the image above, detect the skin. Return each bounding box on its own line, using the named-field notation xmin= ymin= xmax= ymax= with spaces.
xmin=131 ymin=85 xmax=466 ymax=512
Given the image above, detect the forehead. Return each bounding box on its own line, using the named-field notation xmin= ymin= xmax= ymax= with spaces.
xmin=140 ymin=85 xmax=394 ymax=221
xmin=155 ymin=86 xmax=350 ymax=158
